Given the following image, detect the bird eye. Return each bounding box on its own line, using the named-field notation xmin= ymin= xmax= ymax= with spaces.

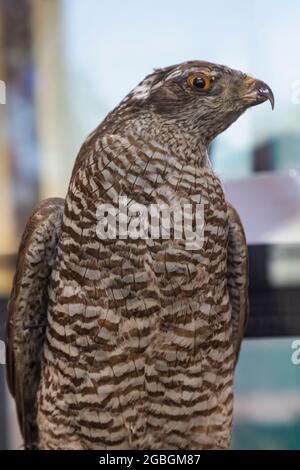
xmin=187 ymin=73 xmax=212 ymax=91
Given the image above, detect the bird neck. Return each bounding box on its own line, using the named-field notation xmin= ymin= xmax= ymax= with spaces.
xmin=115 ymin=111 xmax=211 ymax=168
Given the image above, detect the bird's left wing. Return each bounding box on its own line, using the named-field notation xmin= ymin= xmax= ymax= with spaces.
xmin=226 ymin=202 xmax=249 ymax=364
xmin=6 ymin=198 xmax=65 ymax=448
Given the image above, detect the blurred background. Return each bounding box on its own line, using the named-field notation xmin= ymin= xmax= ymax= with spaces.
xmin=0 ymin=0 xmax=300 ymax=449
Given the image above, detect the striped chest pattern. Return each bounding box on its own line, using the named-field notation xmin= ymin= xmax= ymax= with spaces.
xmin=38 ymin=134 xmax=234 ymax=450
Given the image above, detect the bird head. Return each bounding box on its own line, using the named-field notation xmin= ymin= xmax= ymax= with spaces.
xmin=127 ymin=60 xmax=274 ymax=144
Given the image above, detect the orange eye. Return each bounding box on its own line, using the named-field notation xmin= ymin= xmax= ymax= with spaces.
xmin=187 ymin=73 xmax=212 ymax=91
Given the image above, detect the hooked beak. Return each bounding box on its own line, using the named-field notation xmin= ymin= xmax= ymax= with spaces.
xmin=242 ymin=76 xmax=275 ymax=110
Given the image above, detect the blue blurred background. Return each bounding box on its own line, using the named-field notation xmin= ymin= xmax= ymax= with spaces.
xmin=0 ymin=0 xmax=300 ymax=449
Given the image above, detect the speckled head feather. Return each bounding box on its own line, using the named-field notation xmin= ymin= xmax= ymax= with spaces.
xmin=91 ymin=61 xmax=274 ymax=162
xmin=118 ymin=60 xmax=274 ymax=142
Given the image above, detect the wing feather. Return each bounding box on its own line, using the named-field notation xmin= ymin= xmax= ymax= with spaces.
xmin=226 ymin=202 xmax=249 ymax=364
xmin=6 ymin=198 xmax=64 ymax=448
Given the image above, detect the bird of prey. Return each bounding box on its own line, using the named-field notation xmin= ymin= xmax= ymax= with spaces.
xmin=6 ymin=61 xmax=274 ymax=450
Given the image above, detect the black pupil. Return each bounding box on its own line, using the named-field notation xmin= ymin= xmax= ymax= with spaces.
xmin=193 ymin=77 xmax=206 ymax=89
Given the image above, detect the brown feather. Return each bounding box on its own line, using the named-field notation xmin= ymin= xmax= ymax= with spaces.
xmin=6 ymin=198 xmax=64 ymax=448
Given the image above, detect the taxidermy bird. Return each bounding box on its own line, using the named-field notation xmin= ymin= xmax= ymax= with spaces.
xmin=6 ymin=61 xmax=274 ymax=450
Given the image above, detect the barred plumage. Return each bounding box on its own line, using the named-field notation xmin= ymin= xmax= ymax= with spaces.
xmin=6 ymin=60 xmax=274 ymax=449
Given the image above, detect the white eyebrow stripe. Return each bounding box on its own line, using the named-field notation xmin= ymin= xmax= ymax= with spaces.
xmin=165 ymin=69 xmax=183 ymax=80
xmin=130 ymin=65 xmax=221 ymax=101
xmin=131 ymin=83 xmax=151 ymax=99
xmin=165 ymin=67 xmax=218 ymax=81
xmin=130 ymin=76 xmax=158 ymax=100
